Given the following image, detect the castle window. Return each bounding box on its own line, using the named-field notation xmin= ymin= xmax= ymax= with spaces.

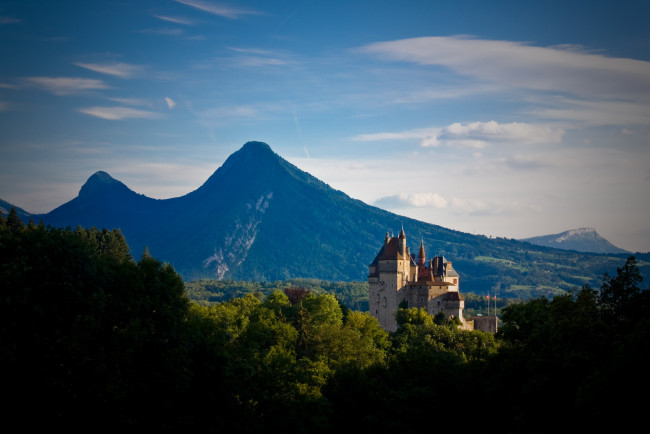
xmin=453 ymin=279 xmax=457 ymax=284
xmin=383 ymin=297 xmax=386 ymax=307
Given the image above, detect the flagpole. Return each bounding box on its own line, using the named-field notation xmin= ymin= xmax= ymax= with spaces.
xmin=494 ymin=291 xmax=498 ymax=332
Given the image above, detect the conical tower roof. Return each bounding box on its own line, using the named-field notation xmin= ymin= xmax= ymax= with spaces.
xmin=418 ymin=239 xmax=426 ymax=266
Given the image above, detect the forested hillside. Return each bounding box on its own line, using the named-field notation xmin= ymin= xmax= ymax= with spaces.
xmin=1 ymin=211 xmax=647 ymax=432
xmin=7 ymin=141 xmax=645 ymax=297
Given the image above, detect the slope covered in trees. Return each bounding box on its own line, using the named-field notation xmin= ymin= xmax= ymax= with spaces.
xmin=5 ymin=141 xmax=646 ymax=297
xmin=1 ymin=212 xmax=647 ymax=432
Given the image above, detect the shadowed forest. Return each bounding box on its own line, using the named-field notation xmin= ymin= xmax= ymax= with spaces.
xmin=1 ymin=210 xmax=648 ymax=433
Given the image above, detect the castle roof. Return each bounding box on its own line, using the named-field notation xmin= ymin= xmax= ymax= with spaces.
xmin=430 ymin=256 xmax=459 ymax=278
xmin=369 ymin=236 xmax=405 ymax=265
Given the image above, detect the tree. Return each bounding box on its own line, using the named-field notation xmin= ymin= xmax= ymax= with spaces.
xmin=598 ymin=256 xmax=643 ymax=325
xmin=5 ymin=206 xmax=23 ymax=232
xmin=0 ymin=223 xmax=196 ymax=431
xmin=490 ymin=256 xmax=648 ymax=432
xmin=284 ymin=286 xmax=311 ymax=304
xmin=395 ymin=307 xmax=433 ymax=327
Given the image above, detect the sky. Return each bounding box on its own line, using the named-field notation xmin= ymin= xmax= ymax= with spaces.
xmin=1 ymin=0 xmax=649 ymax=252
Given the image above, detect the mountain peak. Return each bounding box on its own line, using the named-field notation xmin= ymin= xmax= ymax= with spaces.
xmin=241 ymin=141 xmax=273 ymax=154
xmin=79 ymin=171 xmax=127 ymax=199
xmin=521 ymin=227 xmax=630 ymax=254
xmin=557 ymin=227 xmax=596 ymax=242
xmin=86 ymin=171 xmax=119 ymax=185
xmin=234 ymin=141 xmax=279 ymax=164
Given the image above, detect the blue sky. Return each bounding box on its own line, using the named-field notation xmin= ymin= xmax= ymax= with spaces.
xmin=1 ymin=0 xmax=649 ymax=252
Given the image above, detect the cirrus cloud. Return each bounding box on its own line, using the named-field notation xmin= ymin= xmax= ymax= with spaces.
xmin=175 ymin=0 xmax=262 ymax=19
xmin=74 ymin=62 xmax=143 ymax=78
xmin=25 ymin=77 xmax=109 ymax=95
xmin=78 ymin=106 xmax=162 ymax=120
xmin=154 ymin=15 xmax=194 ymax=25
xmin=352 ymin=120 xmax=563 ymax=148
xmin=359 ymin=36 xmax=650 ymax=102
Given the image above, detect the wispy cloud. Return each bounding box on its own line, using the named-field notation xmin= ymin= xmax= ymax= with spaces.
xmin=434 ymin=121 xmax=564 ymax=148
xmin=25 ymin=77 xmax=109 ymax=95
xmin=359 ymin=36 xmax=650 ymax=102
xmin=351 ymin=127 xmax=440 ymax=142
xmin=175 ymin=0 xmax=262 ymax=19
xmin=196 ymin=103 xmax=286 ymax=127
xmin=106 ymin=97 xmax=151 ymax=107
xmin=74 ymin=62 xmax=143 ymax=78
xmin=165 ymin=97 xmax=176 ymax=109
xmin=78 ymin=106 xmax=162 ymax=120
xmin=352 ymin=121 xmax=563 ymax=148
xmin=224 ymin=47 xmax=291 ymax=67
xmin=154 ymin=15 xmax=194 ymax=25
xmin=374 ymin=191 xmax=530 ymax=217
xmin=529 ymin=97 xmax=650 ymax=126
xmin=138 ymin=27 xmax=183 ymax=36
xmin=375 ymin=192 xmax=448 ymax=209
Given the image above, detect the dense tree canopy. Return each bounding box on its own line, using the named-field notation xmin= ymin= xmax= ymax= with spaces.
xmin=1 ymin=213 xmax=647 ymax=432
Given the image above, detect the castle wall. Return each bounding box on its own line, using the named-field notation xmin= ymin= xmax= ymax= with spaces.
xmin=472 ymin=316 xmax=498 ymax=333
xmin=370 ymin=258 xmax=410 ymax=332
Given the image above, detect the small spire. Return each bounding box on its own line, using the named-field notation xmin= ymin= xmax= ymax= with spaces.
xmin=418 ymin=239 xmax=425 ymax=266
xmin=399 ymin=225 xmax=406 ymax=239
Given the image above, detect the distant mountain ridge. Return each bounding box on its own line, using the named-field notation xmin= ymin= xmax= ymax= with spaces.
xmin=521 ymin=227 xmax=630 ymax=254
xmin=1 ymin=141 xmax=645 ymax=298
xmin=0 ymin=199 xmax=31 ymax=221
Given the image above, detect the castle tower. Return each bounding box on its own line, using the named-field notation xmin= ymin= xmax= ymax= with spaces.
xmin=368 ymin=229 xmax=412 ymax=332
xmin=418 ymin=240 xmax=429 ymax=279
xmin=418 ymin=240 xmax=425 ymax=267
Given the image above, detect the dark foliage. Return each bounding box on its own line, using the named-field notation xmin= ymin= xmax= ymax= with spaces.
xmin=284 ymin=286 xmax=311 ymax=304
xmin=1 ymin=218 xmax=647 ymax=433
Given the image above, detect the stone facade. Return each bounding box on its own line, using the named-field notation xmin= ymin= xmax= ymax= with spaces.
xmin=472 ymin=316 xmax=498 ymax=334
xmin=368 ymin=229 xmax=470 ymax=332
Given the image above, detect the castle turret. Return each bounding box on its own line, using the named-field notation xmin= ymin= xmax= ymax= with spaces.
xmin=398 ymin=227 xmax=406 ymax=257
xmin=418 ymin=240 xmax=426 ymax=267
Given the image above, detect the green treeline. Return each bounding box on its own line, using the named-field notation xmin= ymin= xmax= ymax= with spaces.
xmin=186 ymin=278 xmax=370 ymax=311
xmin=185 ymin=278 xmax=514 ymax=318
xmin=1 ymin=210 xmax=648 ymax=433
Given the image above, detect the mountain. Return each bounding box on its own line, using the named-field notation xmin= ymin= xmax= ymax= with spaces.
xmin=521 ymin=228 xmax=631 ymax=254
xmin=0 ymin=199 xmax=32 ymax=221
xmin=2 ymin=141 xmax=646 ymax=298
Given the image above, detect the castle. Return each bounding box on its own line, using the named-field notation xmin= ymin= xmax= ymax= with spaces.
xmin=368 ymin=229 xmax=472 ymax=332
